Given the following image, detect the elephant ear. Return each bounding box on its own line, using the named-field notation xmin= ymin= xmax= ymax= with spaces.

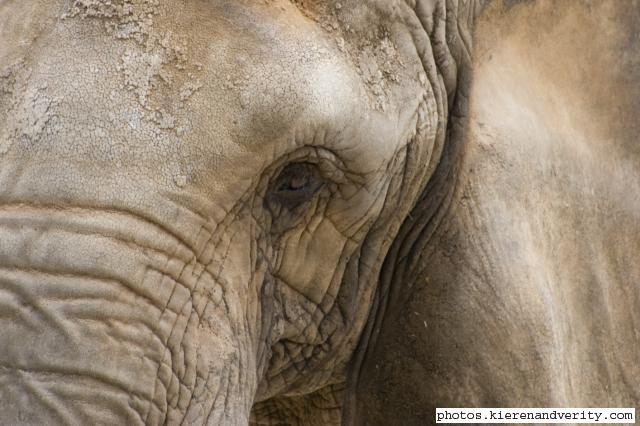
xmin=332 ymin=0 xmax=480 ymax=424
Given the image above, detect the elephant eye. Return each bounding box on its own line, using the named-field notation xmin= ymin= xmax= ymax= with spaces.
xmin=268 ymin=162 xmax=324 ymax=211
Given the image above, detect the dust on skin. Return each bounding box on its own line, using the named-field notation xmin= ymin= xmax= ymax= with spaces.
xmin=62 ymin=0 xmax=203 ymax=138
xmin=291 ymin=0 xmax=405 ymax=112
xmin=0 ymin=0 xmax=448 ymax=423
xmin=2 ymin=0 xmax=209 ymax=188
xmin=1 ymin=57 xmax=59 ymax=157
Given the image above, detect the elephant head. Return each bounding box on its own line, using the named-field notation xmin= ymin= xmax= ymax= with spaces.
xmin=0 ymin=0 xmax=477 ymax=424
xmin=4 ymin=0 xmax=639 ymax=424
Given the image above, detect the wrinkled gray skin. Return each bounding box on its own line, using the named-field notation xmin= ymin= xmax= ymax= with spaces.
xmin=350 ymin=1 xmax=640 ymax=424
xmin=0 ymin=0 xmax=639 ymax=425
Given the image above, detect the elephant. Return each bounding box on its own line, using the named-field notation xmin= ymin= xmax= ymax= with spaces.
xmin=0 ymin=0 xmax=639 ymax=424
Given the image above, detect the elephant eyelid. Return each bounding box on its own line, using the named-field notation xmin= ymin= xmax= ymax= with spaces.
xmin=267 ymin=162 xmax=325 ymax=211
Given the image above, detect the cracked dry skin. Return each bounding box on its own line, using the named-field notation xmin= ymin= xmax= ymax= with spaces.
xmin=0 ymin=0 xmax=639 ymax=425
xmin=0 ymin=0 xmax=451 ymax=424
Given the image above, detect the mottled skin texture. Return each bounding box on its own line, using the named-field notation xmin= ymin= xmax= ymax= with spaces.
xmin=0 ymin=0 xmax=457 ymax=424
xmin=0 ymin=0 xmax=638 ymax=425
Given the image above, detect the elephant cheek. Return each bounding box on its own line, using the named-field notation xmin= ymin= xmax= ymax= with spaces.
xmin=0 ymin=207 xmax=256 ymax=425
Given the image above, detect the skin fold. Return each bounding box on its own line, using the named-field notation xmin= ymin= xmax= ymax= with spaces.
xmin=0 ymin=0 xmax=638 ymax=425
xmin=350 ymin=0 xmax=640 ymax=424
xmin=0 ymin=0 xmax=454 ymax=423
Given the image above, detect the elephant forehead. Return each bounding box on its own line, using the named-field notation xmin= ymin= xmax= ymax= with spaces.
xmin=193 ymin=2 xmax=367 ymax=154
xmin=9 ymin=1 xmax=361 ymax=153
xmin=1 ymin=0 xmax=407 ymax=216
